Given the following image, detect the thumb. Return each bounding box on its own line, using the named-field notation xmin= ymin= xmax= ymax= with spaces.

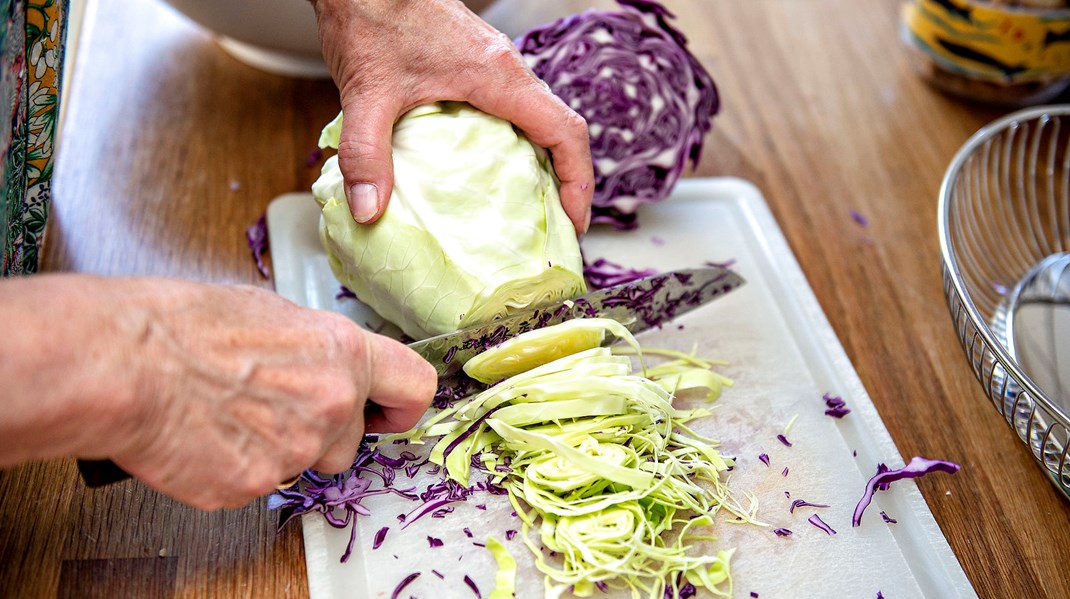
xmin=336 ymin=97 xmax=398 ymax=224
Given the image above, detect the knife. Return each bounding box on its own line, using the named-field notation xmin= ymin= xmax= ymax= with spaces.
xmin=409 ymin=265 xmax=745 ymax=379
xmin=77 ymin=265 xmax=744 ymax=488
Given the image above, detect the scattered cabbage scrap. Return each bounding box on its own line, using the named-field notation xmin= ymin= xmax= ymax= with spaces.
xmin=381 ymin=318 xmax=757 ymax=598
xmin=312 ymin=102 xmax=586 ymax=339
xmin=517 ymin=0 xmax=720 ymax=230
xmin=852 ymin=456 xmax=960 ymax=527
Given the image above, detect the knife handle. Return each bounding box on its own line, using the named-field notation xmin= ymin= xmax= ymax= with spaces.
xmin=77 ymin=458 xmax=132 ymax=488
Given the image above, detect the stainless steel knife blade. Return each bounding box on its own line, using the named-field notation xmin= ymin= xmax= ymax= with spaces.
xmin=409 ymin=265 xmax=745 ymax=378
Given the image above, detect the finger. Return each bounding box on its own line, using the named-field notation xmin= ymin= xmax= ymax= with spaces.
xmin=362 ymin=335 xmax=437 ymax=433
xmin=467 ymin=75 xmax=594 ymax=235
xmin=336 ymin=94 xmax=400 ymax=225
xmin=313 ymin=419 xmax=365 ymax=474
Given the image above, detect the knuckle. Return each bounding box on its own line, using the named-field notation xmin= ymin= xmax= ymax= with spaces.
xmin=314 ymin=450 xmax=348 ymax=474
xmin=287 ymin=434 xmax=323 ymax=468
xmin=319 ymin=384 xmax=358 ymax=424
xmin=562 ymin=109 xmax=590 ymax=138
xmin=336 ymin=137 xmax=384 ymax=166
xmin=483 ymin=34 xmax=525 ymax=71
xmin=237 ymin=468 xmax=279 ymax=498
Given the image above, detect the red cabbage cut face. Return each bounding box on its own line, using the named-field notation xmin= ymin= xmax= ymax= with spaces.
xmin=517 ymin=0 xmax=720 ymax=230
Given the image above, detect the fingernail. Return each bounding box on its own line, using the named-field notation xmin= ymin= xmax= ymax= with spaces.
xmin=348 ymin=183 xmax=379 ymax=223
xmin=582 ymin=205 xmax=592 ymax=233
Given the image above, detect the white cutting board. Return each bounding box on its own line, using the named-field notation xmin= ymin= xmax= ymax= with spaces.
xmin=266 ymin=178 xmax=976 ymax=599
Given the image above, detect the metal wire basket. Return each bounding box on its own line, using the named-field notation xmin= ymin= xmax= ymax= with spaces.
xmin=939 ymin=105 xmax=1070 ymax=500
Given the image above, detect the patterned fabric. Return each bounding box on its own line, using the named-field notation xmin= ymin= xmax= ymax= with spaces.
xmin=0 ymin=0 xmax=67 ymax=276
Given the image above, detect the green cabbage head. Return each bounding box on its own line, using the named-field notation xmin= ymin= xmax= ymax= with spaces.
xmin=312 ymin=102 xmax=587 ymax=340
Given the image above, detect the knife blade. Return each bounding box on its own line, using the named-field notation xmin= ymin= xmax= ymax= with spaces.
xmin=78 ymin=265 xmax=743 ymax=488
xmin=409 ymin=265 xmax=745 ymax=378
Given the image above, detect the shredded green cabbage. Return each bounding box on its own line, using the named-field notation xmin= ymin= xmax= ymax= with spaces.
xmin=312 ymin=102 xmax=586 ymax=340
xmin=485 ymin=536 xmax=517 ymax=599
xmin=382 ymin=319 xmax=760 ymax=597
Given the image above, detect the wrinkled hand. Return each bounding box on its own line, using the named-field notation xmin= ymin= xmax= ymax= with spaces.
xmin=106 ymin=280 xmax=435 ymax=510
xmin=309 ymin=0 xmax=593 ymax=235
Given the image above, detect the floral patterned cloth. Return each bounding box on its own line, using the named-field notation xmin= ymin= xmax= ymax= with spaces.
xmin=1 ymin=0 xmax=67 ymax=276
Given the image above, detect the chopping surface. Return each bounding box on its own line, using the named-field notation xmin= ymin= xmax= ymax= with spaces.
xmin=268 ymin=180 xmax=975 ymax=598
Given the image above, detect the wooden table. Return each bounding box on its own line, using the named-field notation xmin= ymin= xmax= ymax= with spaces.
xmin=3 ymin=0 xmax=1068 ymax=596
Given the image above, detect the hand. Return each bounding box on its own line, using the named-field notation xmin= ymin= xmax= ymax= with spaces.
xmin=309 ymin=0 xmax=593 ymax=235
xmin=111 ymin=279 xmax=437 ymax=510
xmin=0 ymin=275 xmax=436 ymax=510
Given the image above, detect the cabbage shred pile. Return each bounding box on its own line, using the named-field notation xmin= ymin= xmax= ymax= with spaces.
xmin=517 ymin=0 xmax=720 ymax=230
xmin=380 ymin=318 xmax=755 ymax=597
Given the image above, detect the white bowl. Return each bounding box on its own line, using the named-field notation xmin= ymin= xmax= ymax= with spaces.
xmin=160 ymin=0 xmax=502 ymax=79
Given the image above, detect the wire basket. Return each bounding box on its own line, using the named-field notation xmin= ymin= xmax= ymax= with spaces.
xmin=939 ymin=105 xmax=1070 ymax=500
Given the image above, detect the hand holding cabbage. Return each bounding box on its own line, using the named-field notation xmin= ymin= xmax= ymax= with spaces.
xmin=307 ymin=0 xmax=593 ymax=234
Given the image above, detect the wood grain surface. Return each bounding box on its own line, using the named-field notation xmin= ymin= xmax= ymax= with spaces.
xmin=2 ymin=0 xmax=1068 ymax=596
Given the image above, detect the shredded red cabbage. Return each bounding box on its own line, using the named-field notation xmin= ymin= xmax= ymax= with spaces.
xmin=463 ymin=574 xmax=482 ymax=598
xmin=781 ymin=467 xmax=789 ymax=477
xmin=823 ymin=393 xmax=851 ymax=419
xmin=432 ymin=376 xmax=476 ymax=410
xmin=268 ymin=441 xmax=507 ymax=563
xmin=776 ymin=434 xmax=792 ymax=447
xmin=431 ymin=506 xmax=455 ymax=518
xmin=583 ymin=257 xmax=658 ymax=290
xmin=373 ymin=526 xmax=389 ymax=550
xmin=427 ymin=536 xmax=443 ymax=548
xmin=432 ymin=569 xmax=445 ymax=580
xmin=306 ymin=147 xmax=324 ymax=167
xmin=505 ymin=529 xmax=517 ymax=541
xmin=517 ymin=0 xmax=719 ymax=230
xmin=750 ymin=593 xmax=760 ymax=598
xmin=663 ymin=575 xmax=697 ymax=599
xmin=807 ymin=514 xmax=837 ymax=536
xmin=880 ymin=511 xmax=898 ymax=524
xmin=391 ymin=572 xmax=420 ymax=599
xmin=852 ymin=456 xmax=961 ymax=527
xmin=245 ymin=214 xmax=270 ymax=279
xmin=850 ymin=209 xmax=869 ymax=227
xmin=703 ymin=259 xmax=736 ymax=269
xmin=336 ymin=285 xmax=357 ymax=300
xmin=758 ymin=453 xmax=770 ymax=466
xmin=772 ymin=528 xmax=793 ymax=537
xmin=267 ymin=444 xmax=420 ymax=562
xmin=788 ymin=499 xmax=829 ymax=514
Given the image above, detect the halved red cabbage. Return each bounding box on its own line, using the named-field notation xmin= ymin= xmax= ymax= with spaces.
xmin=517 ymin=0 xmax=719 ymax=230
xmin=852 ymin=456 xmax=960 ymax=527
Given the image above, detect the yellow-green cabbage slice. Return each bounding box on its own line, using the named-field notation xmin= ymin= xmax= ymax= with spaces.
xmin=312 ymin=102 xmax=587 ymax=339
